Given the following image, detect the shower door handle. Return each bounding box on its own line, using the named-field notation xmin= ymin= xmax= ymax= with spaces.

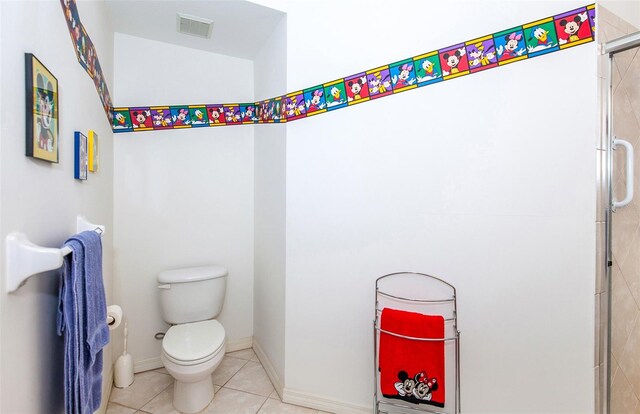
xmin=613 ymin=137 xmax=634 ymax=209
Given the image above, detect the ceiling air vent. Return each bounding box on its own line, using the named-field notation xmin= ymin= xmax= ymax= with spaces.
xmin=176 ymin=13 xmax=213 ymax=39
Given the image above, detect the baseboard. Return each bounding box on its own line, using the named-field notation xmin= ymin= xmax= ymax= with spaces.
xmin=135 ymin=356 xmax=163 ymax=373
xmin=283 ymin=388 xmax=372 ymax=414
xmin=226 ymin=336 xmax=253 ymax=353
xmin=252 ymin=339 xmax=284 ymax=399
xmin=134 ymin=336 xmax=254 ymax=373
xmin=96 ymin=366 xmax=113 ymax=414
xmin=252 ymin=340 xmax=371 ymax=413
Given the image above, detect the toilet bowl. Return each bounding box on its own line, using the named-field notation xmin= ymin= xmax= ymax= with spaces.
xmin=161 ymin=319 xmax=226 ymax=413
xmin=157 ymin=265 xmax=228 ymax=413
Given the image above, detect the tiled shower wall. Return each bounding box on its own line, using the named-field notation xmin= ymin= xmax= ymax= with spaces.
xmin=597 ymin=6 xmax=640 ymax=413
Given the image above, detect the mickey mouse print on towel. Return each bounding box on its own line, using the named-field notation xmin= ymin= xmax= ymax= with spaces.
xmin=392 ymin=370 xmax=442 ymax=407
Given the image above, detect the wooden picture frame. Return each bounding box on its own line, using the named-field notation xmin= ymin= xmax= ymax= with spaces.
xmin=25 ymin=53 xmax=59 ymax=163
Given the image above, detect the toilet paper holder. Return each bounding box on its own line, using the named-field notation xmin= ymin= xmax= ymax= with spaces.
xmin=5 ymin=215 xmax=106 ymax=293
xmin=107 ymin=305 xmax=123 ymax=330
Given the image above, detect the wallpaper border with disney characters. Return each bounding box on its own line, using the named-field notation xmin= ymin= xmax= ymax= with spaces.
xmin=60 ymin=0 xmax=114 ymax=124
xmin=59 ymin=2 xmax=595 ymax=133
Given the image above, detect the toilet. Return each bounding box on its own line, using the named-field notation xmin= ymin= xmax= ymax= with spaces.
xmin=157 ymin=265 xmax=228 ymax=413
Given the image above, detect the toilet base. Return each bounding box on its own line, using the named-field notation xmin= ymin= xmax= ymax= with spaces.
xmin=173 ymin=376 xmax=215 ymax=413
xmin=160 ymin=323 xmax=226 ymax=413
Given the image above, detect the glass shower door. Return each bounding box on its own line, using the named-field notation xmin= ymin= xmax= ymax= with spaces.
xmin=605 ymin=32 xmax=640 ymax=414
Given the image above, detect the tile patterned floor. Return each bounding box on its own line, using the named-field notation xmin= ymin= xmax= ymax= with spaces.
xmin=107 ymin=348 xmax=329 ymax=414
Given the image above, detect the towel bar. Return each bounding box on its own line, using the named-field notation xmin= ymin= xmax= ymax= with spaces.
xmin=5 ymin=215 xmax=105 ymax=293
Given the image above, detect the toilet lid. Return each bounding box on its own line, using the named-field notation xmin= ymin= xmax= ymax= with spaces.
xmin=163 ymin=320 xmax=225 ymax=362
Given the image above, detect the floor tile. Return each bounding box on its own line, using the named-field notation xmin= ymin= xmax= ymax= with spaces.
xmin=139 ymin=384 xmax=180 ymax=414
xmin=225 ymin=361 xmax=275 ymax=397
xmin=138 ymin=383 xmax=222 ymax=414
xmin=203 ymin=387 xmax=267 ymax=414
xmin=257 ymin=398 xmax=318 ymax=414
xmin=110 ymin=371 xmax=174 ymax=410
xmin=109 ymin=354 xmax=288 ymax=413
xmin=154 ymin=367 xmax=169 ymax=375
xmin=212 ymin=356 xmax=248 ymax=386
xmin=106 ymin=402 xmax=137 ymax=414
xmin=227 ymin=348 xmax=257 ymax=361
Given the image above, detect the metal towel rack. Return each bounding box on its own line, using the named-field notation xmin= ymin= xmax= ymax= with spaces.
xmin=5 ymin=215 xmax=105 ymax=293
xmin=374 ymin=272 xmax=461 ymax=414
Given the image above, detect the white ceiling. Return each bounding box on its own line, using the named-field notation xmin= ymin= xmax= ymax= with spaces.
xmin=105 ymin=0 xmax=285 ymax=60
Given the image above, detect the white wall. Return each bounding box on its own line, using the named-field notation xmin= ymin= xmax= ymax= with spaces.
xmin=253 ymin=15 xmax=287 ymax=391
xmin=0 ymin=0 xmax=115 ymax=412
xmin=113 ymin=33 xmax=255 ymax=370
xmin=276 ymin=1 xmax=597 ymax=412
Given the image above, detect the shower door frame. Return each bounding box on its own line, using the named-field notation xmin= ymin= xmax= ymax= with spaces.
xmin=602 ymin=30 xmax=640 ymax=414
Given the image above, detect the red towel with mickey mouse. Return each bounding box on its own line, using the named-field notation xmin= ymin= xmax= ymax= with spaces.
xmin=379 ymin=308 xmax=445 ymax=407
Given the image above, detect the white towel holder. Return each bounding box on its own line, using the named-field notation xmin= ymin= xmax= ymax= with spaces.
xmin=77 ymin=215 xmax=105 ymax=235
xmin=5 ymin=215 xmax=105 ymax=293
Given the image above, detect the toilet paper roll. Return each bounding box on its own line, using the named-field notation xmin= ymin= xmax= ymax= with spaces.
xmin=107 ymin=305 xmax=123 ymax=330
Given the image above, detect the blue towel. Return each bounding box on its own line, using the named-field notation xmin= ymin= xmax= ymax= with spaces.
xmin=57 ymin=230 xmax=109 ymax=414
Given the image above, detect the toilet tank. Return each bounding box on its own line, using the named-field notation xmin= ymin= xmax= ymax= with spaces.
xmin=158 ymin=265 xmax=227 ymax=325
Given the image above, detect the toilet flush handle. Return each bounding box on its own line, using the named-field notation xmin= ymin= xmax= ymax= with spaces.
xmin=158 ymin=284 xmax=171 ymax=289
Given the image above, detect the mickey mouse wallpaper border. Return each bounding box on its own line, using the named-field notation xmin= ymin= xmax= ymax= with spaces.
xmin=56 ymin=1 xmax=595 ymax=134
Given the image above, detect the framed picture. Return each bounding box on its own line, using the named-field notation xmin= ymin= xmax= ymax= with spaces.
xmin=74 ymin=131 xmax=87 ymax=180
xmin=25 ymin=53 xmax=59 ymax=163
xmin=88 ymin=130 xmax=99 ymax=172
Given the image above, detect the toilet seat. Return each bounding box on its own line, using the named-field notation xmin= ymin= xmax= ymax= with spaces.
xmin=162 ymin=320 xmax=225 ymax=366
